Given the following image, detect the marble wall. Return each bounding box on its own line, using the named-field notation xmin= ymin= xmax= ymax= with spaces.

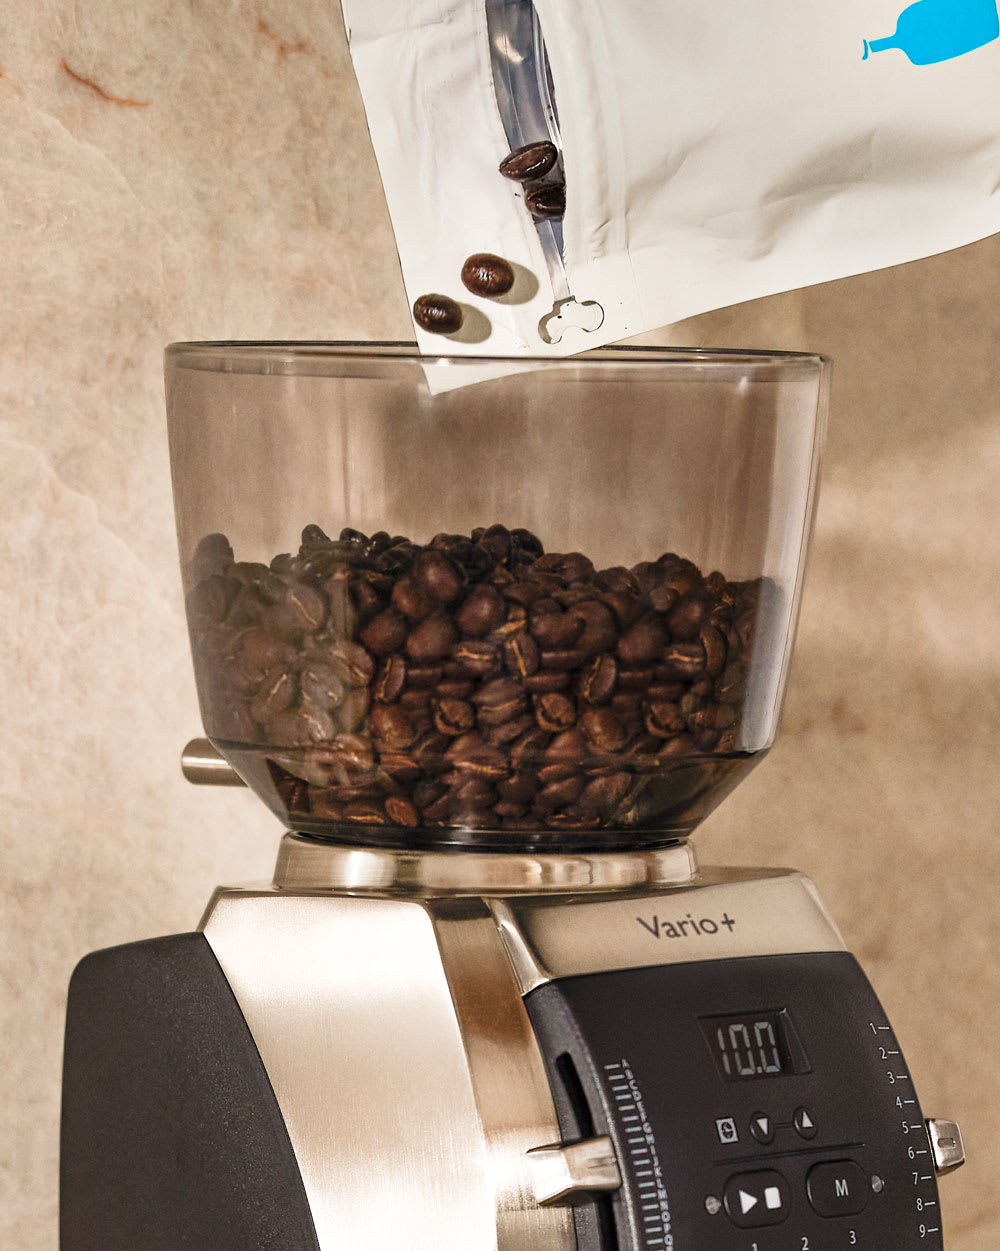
xmin=1 ymin=3 xmax=997 ymax=1246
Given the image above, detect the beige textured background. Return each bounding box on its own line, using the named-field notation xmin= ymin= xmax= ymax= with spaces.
xmin=1 ymin=4 xmax=997 ymax=1247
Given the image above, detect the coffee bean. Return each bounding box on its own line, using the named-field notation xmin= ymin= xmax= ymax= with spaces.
xmin=525 ymin=182 xmax=566 ymax=219
xmin=510 ymin=726 xmax=552 ymax=768
xmin=399 ymin=689 xmax=432 ymax=712
xmin=580 ymin=655 xmax=617 ymax=704
xmin=300 ymin=661 xmax=347 ymax=709
xmin=338 ymin=686 xmax=370 ymax=732
xmin=581 ymin=707 xmax=627 ymax=753
xmin=406 ymin=664 xmax=444 ymax=688
xmin=436 ymin=678 xmax=474 ymax=700
xmin=504 ymin=631 xmax=540 ymax=679
xmin=461 ymin=254 xmax=515 ymax=297
xmin=268 ymin=705 xmax=335 ymax=745
xmin=250 ymin=668 xmax=295 ymax=725
xmin=361 ymin=607 xmax=409 ymax=656
xmin=452 ymin=638 xmax=502 ymax=678
xmin=370 ymin=704 xmax=415 ymax=749
xmin=699 ymin=624 xmax=728 ymax=677
xmin=668 ymin=592 xmax=711 ymax=640
xmin=618 ymin=616 xmax=668 ymax=665
xmin=392 ymin=575 xmax=434 ymax=621
xmin=580 ymin=771 xmax=632 ymax=815
xmin=536 ymin=774 xmax=585 ymax=811
xmin=413 ymin=293 xmax=463 ymax=335
xmin=385 ymin=796 xmax=419 ymax=827
xmin=499 ymin=140 xmax=558 ymax=181
xmin=661 ymin=642 xmax=706 ymax=679
xmin=413 ymin=549 xmax=464 ymax=603
xmin=534 ymin=692 xmax=576 ymax=732
xmin=187 ymin=573 xmax=237 ymax=621
xmin=644 ymin=701 xmax=685 ymax=738
xmin=434 ymin=698 xmax=476 ymax=736
xmin=456 ymin=584 xmax=505 ymax=636
xmin=374 ymin=655 xmax=406 ymax=703
xmin=539 ymin=648 xmax=587 ymax=671
xmin=530 ymin=600 xmax=585 ymax=648
xmin=525 ymin=670 xmax=570 ymax=692
xmin=569 ymin=599 xmax=618 ymax=655
xmin=406 ymin=612 xmax=458 ymax=662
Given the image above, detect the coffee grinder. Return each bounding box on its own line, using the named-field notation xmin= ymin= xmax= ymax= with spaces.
xmin=60 ymin=344 xmax=965 ymax=1250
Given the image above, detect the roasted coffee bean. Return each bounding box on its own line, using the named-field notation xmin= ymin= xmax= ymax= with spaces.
xmin=646 ymin=582 xmax=679 ymax=615
xmin=581 ymin=707 xmax=627 ymax=753
xmin=539 ymin=648 xmax=587 ymax=671
xmin=691 ymin=702 xmax=736 ymax=732
xmin=406 ymin=664 xmax=444 ymax=689
xmin=504 ymin=631 xmax=540 ymax=679
xmin=579 ymin=655 xmax=617 ymax=704
xmin=250 ymin=669 xmax=295 ymax=725
xmin=504 ymin=580 xmax=544 ymax=608
xmin=699 ymin=623 xmax=728 ymax=676
xmin=412 ymin=549 xmax=464 ymax=603
xmin=456 ymin=584 xmax=505 ymax=636
xmin=644 ymin=701 xmax=685 ymax=739
xmin=499 ymin=140 xmax=558 ymax=181
xmin=379 ymin=754 xmax=422 ymax=785
xmin=361 ymin=607 xmax=409 ymax=656
xmin=385 ymin=796 xmax=419 ymax=827
xmin=580 ymin=771 xmax=632 ymax=814
xmin=452 ymin=638 xmax=502 ymax=678
xmin=497 ymin=773 xmax=538 ymax=805
xmin=483 ymin=713 xmax=534 ymax=747
xmin=400 ymin=689 xmax=433 ymax=712
xmin=338 ymin=686 xmax=370 ymax=732
xmin=370 ymin=704 xmax=416 ymax=749
xmin=412 ymin=293 xmax=463 ymax=335
xmin=600 ymin=589 xmax=644 ymax=629
xmin=534 ymin=692 xmax=576 ymax=732
xmin=618 ymin=616 xmax=668 ymax=665
xmin=668 ymin=592 xmax=711 ymax=640
xmin=434 ymin=698 xmax=476 ymax=736
xmin=406 ymin=612 xmax=458 ymax=662
xmin=661 ymin=642 xmax=706 ymax=679
xmin=451 ymin=747 xmax=509 ymax=780
xmin=239 ymin=625 xmax=294 ymax=674
xmin=510 ymin=726 xmax=552 ymax=768
xmin=436 ymin=678 xmax=475 ymax=700
xmin=525 ymin=670 xmax=570 ymax=692
xmin=530 ymin=600 xmax=585 ymax=648
xmin=268 ymin=705 xmax=335 ymax=745
xmin=187 ymin=573 xmax=237 ymax=621
xmin=536 ymin=774 xmax=585 ymax=811
xmin=525 ymin=182 xmax=566 ymax=219
xmin=374 ymin=655 xmax=407 ymax=703
xmin=392 ymin=575 xmax=434 ymax=621
xmin=535 ymin=551 xmax=595 ymax=583
xmin=461 ymin=253 xmax=515 ymax=297
xmin=616 ymin=667 xmax=655 ymax=692
xmin=568 ymin=599 xmax=618 ymax=655
xmin=300 ymin=661 xmax=347 ymax=709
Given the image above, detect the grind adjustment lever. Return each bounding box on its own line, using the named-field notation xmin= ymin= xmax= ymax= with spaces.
xmin=528 ymin=1136 xmax=622 ymax=1206
xmin=926 ymin=1118 xmax=965 ymax=1175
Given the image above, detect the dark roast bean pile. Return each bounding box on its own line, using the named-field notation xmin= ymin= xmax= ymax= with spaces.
xmin=186 ymin=525 xmax=763 ymax=841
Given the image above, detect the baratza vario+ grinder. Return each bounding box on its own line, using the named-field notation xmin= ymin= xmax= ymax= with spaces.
xmin=61 ymin=345 xmax=964 ymax=1250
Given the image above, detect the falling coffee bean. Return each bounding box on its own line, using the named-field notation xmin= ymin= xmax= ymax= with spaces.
xmin=498 ymin=140 xmax=558 ymax=182
xmin=461 ymin=253 xmax=515 ymax=298
xmin=412 ymin=293 xmax=463 ymax=335
xmin=525 ymin=183 xmax=566 ymax=220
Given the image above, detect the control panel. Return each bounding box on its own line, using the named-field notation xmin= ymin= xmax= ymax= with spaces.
xmin=526 ymin=952 xmax=953 ymax=1249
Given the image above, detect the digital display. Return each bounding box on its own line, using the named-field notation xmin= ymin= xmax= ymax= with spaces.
xmin=699 ymin=1010 xmax=806 ymax=1082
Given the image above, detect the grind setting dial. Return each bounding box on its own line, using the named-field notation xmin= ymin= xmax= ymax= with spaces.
xmin=526 ymin=952 xmax=964 ymax=1249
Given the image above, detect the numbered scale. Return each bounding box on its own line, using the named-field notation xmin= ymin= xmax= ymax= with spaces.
xmin=61 ymin=837 xmax=965 ymax=1251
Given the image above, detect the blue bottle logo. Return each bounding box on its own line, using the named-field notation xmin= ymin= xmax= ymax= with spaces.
xmin=863 ymin=0 xmax=999 ymax=64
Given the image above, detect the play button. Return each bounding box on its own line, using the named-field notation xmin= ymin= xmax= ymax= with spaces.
xmin=724 ymin=1171 xmax=790 ymax=1228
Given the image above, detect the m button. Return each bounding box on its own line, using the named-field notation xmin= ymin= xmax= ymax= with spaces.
xmin=806 ymin=1161 xmax=869 ymax=1217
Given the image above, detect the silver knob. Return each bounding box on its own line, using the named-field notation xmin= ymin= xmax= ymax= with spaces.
xmin=925 ymin=1118 xmax=965 ymax=1175
xmin=527 ymin=1136 xmax=622 ymax=1206
xmin=180 ymin=738 xmax=245 ymax=786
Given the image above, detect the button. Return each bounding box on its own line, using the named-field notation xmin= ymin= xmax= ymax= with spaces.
xmin=793 ymin=1106 xmax=817 ymax=1139
xmin=926 ymin=1118 xmax=965 ymax=1175
xmin=750 ymin=1112 xmax=775 ymax=1145
xmin=527 ymin=1136 xmax=622 ymax=1206
xmin=723 ymin=1170 xmax=790 ymax=1228
xmin=806 ymin=1161 xmax=869 ymax=1217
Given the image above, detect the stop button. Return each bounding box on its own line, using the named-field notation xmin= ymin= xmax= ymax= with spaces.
xmin=806 ymin=1160 xmax=869 ymax=1217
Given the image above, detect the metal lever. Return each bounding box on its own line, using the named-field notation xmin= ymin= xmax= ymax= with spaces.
xmin=181 ymin=738 xmax=245 ymax=786
xmin=925 ymin=1118 xmax=965 ymax=1175
xmin=528 ymin=1136 xmax=622 ymax=1206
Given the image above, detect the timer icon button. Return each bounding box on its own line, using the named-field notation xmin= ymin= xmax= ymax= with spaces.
xmin=793 ymin=1106 xmax=817 ymax=1139
xmin=750 ymin=1113 xmax=775 ymax=1145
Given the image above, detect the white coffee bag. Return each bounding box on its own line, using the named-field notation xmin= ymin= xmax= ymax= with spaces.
xmin=341 ymin=0 xmax=1000 ymax=354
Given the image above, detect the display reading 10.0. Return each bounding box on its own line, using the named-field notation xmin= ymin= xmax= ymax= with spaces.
xmin=699 ymin=1010 xmax=798 ymax=1082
